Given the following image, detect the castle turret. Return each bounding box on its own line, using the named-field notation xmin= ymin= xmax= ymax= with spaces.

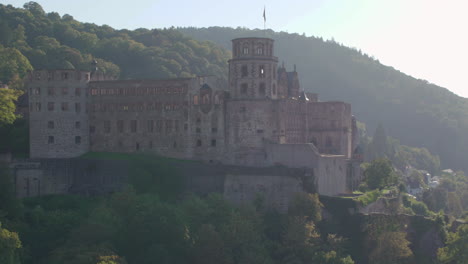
xmin=228 ymin=38 xmax=278 ymax=99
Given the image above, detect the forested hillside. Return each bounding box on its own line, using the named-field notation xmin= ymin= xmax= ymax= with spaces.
xmin=0 ymin=2 xmax=466 ymax=172
xmin=179 ymin=27 xmax=468 ymax=172
xmin=0 ymin=2 xmax=230 ymax=84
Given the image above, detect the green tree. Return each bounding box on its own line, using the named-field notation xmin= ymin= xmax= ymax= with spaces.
xmin=438 ymin=225 xmax=468 ymax=264
xmin=0 ymin=222 xmax=22 ymax=264
xmin=0 ymin=88 xmax=23 ymax=125
xmin=288 ymin=192 xmax=322 ymax=222
xmin=368 ymin=231 xmax=414 ymax=264
xmin=364 ymin=158 xmax=399 ymax=190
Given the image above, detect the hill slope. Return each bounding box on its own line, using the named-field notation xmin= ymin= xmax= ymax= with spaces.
xmin=179 ymin=27 xmax=468 ymax=172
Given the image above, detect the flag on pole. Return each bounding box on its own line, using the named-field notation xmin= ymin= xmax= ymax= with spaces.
xmin=263 ymin=6 xmax=266 ymax=22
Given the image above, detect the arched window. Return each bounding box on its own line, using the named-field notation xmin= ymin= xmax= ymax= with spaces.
xmin=193 ymin=95 xmax=199 ymax=105
xmin=257 ymin=44 xmax=264 ymax=55
xmin=243 ymin=45 xmax=249 ymax=54
xmin=202 ymin=94 xmax=210 ymax=104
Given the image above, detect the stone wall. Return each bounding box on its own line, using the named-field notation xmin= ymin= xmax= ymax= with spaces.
xmin=27 ymin=70 xmax=91 ymax=158
xmin=10 ymin=159 xmax=307 ymax=211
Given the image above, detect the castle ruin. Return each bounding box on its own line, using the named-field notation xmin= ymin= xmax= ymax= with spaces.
xmin=26 ymin=37 xmax=362 ymax=196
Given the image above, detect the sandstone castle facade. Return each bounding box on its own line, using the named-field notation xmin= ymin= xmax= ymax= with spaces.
xmin=26 ymin=37 xmax=362 ymax=195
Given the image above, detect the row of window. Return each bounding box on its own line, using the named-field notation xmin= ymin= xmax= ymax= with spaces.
xmin=240 ymin=83 xmax=276 ymax=96
xmin=30 ymin=87 xmax=84 ymax=96
xmin=34 ymin=71 xmax=89 ymax=81
xmin=97 ymin=138 xmax=217 ymax=151
xmin=90 ymin=102 xmax=186 ymax=112
xmin=47 ymin=121 xmax=81 ymax=129
xmin=47 ymin=135 xmax=81 ymax=144
xmin=30 ymin=102 xmax=84 ymax=113
xmin=90 ymin=86 xmax=188 ymax=96
xmin=240 ymin=65 xmax=272 ymax=78
xmin=193 ymin=94 xmax=222 ymax=105
xmin=91 ymin=119 xmax=184 ymax=134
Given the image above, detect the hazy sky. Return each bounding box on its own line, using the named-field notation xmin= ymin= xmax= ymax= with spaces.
xmin=3 ymin=0 xmax=468 ymax=98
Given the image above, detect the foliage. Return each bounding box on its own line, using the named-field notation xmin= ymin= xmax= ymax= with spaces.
xmin=354 ymin=189 xmax=381 ymax=206
xmin=363 ymin=158 xmax=399 ymax=190
xmin=0 ymin=88 xmax=22 ymax=125
xmin=0 ymin=164 xmax=23 ymax=219
xmin=0 ymin=222 xmax=22 ymax=264
xmin=288 ymin=192 xmax=322 ymax=222
xmin=438 ymin=224 xmax=468 ymax=264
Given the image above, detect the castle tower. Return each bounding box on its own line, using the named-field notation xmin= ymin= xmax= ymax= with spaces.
xmin=28 ymin=70 xmax=91 ymax=158
xmin=229 ymin=38 xmax=278 ymax=99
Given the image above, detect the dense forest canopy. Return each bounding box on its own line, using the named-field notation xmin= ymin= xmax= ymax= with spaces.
xmin=178 ymin=27 xmax=468 ymax=172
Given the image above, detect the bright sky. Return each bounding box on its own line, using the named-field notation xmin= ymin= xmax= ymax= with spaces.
xmin=3 ymin=0 xmax=468 ymax=98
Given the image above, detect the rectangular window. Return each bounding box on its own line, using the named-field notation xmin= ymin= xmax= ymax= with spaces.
xmin=259 ymin=83 xmax=266 ymax=96
xmin=147 ymin=120 xmax=154 ymax=132
xmin=48 ymin=136 xmax=54 ymax=144
xmin=35 ymin=72 xmax=41 ymax=80
xmin=211 ymin=139 xmax=217 ymax=147
xmin=75 ymin=103 xmax=81 ymax=112
xmin=165 ymin=120 xmax=172 ymax=133
xmin=61 ymin=72 xmax=69 ymax=80
xmin=47 ymin=121 xmax=54 ymax=129
xmin=104 ymin=120 xmax=111 ymax=133
xmin=156 ymin=120 xmax=163 ymax=133
xmin=174 ymin=120 xmax=179 ymax=132
xmin=75 ymin=121 xmax=81 ymax=129
xmin=241 ymin=83 xmax=248 ymax=95
xmin=48 ymin=102 xmax=54 ymax=111
xmin=212 ymin=127 xmax=218 ymax=133
xmin=62 ymin=87 xmax=68 ymax=95
xmin=131 ymin=120 xmax=137 ymax=133
xmin=75 ymin=136 xmax=81 ymax=144
xmin=91 ymin=89 xmax=98 ymax=95
xmin=48 ymin=87 xmax=55 ymax=96
xmin=61 ymin=102 xmax=69 ymax=111
xmin=35 ymin=103 xmax=41 ymax=111
xmin=117 ymin=120 xmax=124 ymax=133
xmin=241 ymin=65 xmax=248 ymax=77
xmin=75 ymin=87 xmax=81 ymax=96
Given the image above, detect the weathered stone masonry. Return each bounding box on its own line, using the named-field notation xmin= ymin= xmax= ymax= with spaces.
xmin=26 ymin=37 xmax=362 ymax=198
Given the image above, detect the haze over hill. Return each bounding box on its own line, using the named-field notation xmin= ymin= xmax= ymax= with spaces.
xmin=0 ymin=2 xmax=467 ymax=172
xmin=179 ymin=27 xmax=468 ymax=172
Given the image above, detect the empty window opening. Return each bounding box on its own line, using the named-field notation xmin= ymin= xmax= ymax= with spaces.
xmin=196 ymin=140 xmax=202 ymax=147
xmin=48 ymin=102 xmax=54 ymax=111
xmin=48 ymin=136 xmax=54 ymax=144
xmin=131 ymin=120 xmax=137 ymax=133
xmin=241 ymin=83 xmax=248 ymax=95
xmin=259 ymin=83 xmax=266 ymax=96
xmin=61 ymin=102 xmax=69 ymax=111
xmin=136 ymin=143 xmax=140 ymax=151
xmin=211 ymin=139 xmax=217 ymax=147
xmin=75 ymin=136 xmax=81 ymax=145
xmin=47 ymin=121 xmax=54 ymax=129
xmin=241 ymin=65 xmax=248 ymax=77
xmin=173 ymin=141 xmax=177 ymax=148
xmin=104 ymin=121 xmax=111 ymax=133
xmin=75 ymin=121 xmax=81 ymax=129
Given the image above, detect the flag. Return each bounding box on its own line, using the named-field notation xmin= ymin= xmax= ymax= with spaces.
xmin=263 ymin=7 xmax=266 ymax=22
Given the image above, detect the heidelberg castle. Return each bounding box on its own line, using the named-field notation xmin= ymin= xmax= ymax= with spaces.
xmin=26 ymin=37 xmax=362 ymax=196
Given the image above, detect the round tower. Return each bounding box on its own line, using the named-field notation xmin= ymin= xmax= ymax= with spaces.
xmin=28 ymin=69 xmax=91 ymax=158
xmin=228 ymin=38 xmax=278 ymax=99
